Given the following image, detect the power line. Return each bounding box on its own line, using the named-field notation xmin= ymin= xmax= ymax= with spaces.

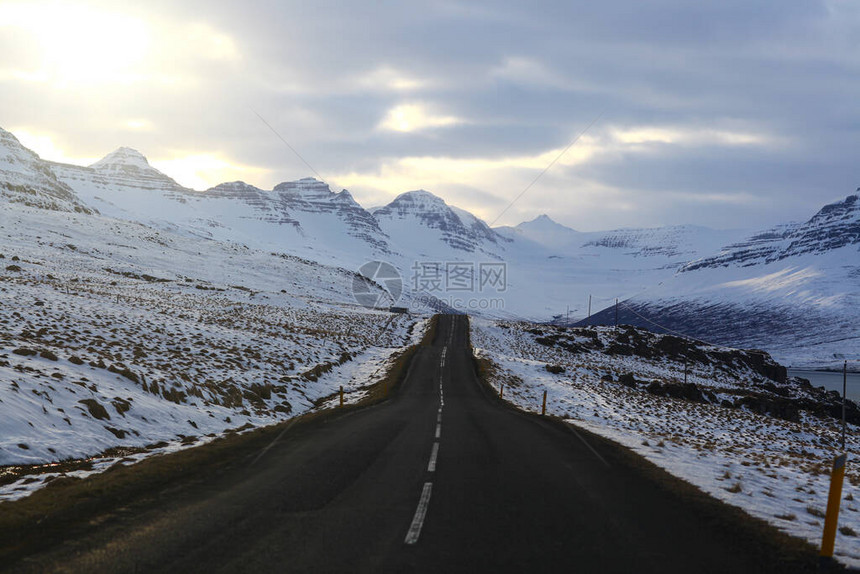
xmin=251 ymin=107 xmax=326 ymax=182
xmin=489 ymin=108 xmax=606 ymax=227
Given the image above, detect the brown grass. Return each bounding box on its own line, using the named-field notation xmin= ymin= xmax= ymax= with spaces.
xmin=0 ymin=315 xmax=439 ymax=565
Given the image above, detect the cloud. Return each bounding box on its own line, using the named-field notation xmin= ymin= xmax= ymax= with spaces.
xmin=151 ymin=153 xmax=270 ymax=190
xmin=8 ymin=127 xmax=101 ymax=166
xmin=2 ymin=0 xmax=858 ymax=233
xmin=354 ymin=66 xmax=430 ymax=92
xmin=185 ymin=23 xmax=240 ymax=62
xmin=0 ymin=2 xmax=150 ymax=87
xmin=491 ymin=56 xmax=579 ymax=91
xmin=123 ymin=119 xmax=155 ymax=131
xmin=609 ymin=126 xmax=777 ymax=147
xmin=378 ymin=104 xmax=464 ymax=133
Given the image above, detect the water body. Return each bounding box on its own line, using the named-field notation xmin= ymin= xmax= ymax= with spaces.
xmin=788 ymin=369 xmax=860 ymax=402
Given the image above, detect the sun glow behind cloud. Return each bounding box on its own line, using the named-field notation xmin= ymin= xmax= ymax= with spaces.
xmin=10 ymin=128 xmax=101 ymax=166
xmin=151 ymin=154 xmax=271 ymax=191
xmin=336 ymin=121 xmax=777 ymax=226
xmin=0 ymin=3 xmax=151 ymax=86
xmin=610 ymin=126 xmax=774 ymax=147
xmin=378 ymin=104 xmax=463 ymax=133
xmin=0 ymin=2 xmax=243 ymax=91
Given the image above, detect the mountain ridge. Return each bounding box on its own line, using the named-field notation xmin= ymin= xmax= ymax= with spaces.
xmin=8 ymin=125 xmax=858 ymax=368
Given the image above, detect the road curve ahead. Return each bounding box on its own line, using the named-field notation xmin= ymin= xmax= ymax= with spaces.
xmin=9 ymin=315 xmax=817 ymax=573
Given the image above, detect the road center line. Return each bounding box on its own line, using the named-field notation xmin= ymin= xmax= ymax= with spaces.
xmin=404 ymin=482 xmax=433 ymax=545
xmin=435 ymin=423 xmax=441 ymax=438
xmin=428 ymin=442 xmax=439 ymax=472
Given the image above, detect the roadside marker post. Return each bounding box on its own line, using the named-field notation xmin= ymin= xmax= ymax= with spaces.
xmin=541 ymin=390 xmax=547 ymax=416
xmin=499 ymin=383 xmax=504 ymax=399
xmin=820 ymin=453 xmax=847 ymax=561
xmin=339 ymin=386 xmax=344 ymax=408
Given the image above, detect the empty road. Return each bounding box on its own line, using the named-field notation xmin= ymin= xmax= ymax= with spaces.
xmin=7 ymin=314 xmax=818 ymax=573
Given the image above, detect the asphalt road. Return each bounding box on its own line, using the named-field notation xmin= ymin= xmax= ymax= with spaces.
xmin=9 ymin=314 xmax=818 ymax=573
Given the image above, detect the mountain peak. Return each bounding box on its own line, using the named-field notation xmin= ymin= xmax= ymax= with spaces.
xmin=273 ymin=177 xmax=334 ymax=198
xmin=516 ymin=213 xmax=578 ymax=233
xmin=90 ymin=147 xmax=151 ymax=170
xmin=389 ymin=189 xmax=448 ymax=207
xmin=517 ymin=213 xmax=569 ymax=229
xmin=683 ymin=191 xmax=860 ymax=271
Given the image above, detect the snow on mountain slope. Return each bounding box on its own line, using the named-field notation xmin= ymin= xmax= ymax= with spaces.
xmin=579 ymin=224 xmax=742 ymax=262
xmin=370 ymin=197 xmax=746 ymax=321
xmin=497 ymin=214 xmax=581 ymax=250
xmin=1 ymin=126 xmax=754 ymax=322
xmin=501 ymin=214 xmax=741 ymax=265
xmin=271 ymin=178 xmax=392 ymax=256
xmin=374 ymin=190 xmax=503 ymax=257
xmin=580 ymin=193 xmax=860 ymax=368
xmin=0 ymin=127 xmax=93 ymax=214
xmin=50 ymin=146 xmax=393 ymax=265
xmin=0 ymin=127 xmax=768 ymax=325
xmin=492 ymin=215 xmax=747 ymax=321
xmin=684 ymin=193 xmax=860 ymax=269
xmin=0 ymin=200 xmax=424 ymax=482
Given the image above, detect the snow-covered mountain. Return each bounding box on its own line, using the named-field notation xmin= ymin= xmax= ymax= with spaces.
xmin=493 ymin=214 xmax=747 ymax=321
xmin=580 ymin=193 xmax=860 ymax=368
xmin=373 ymin=190 xmax=504 ymax=257
xmin=500 ymin=214 xmax=581 ymax=249
xmin=47 ymin=147 xmax=393 ymax=264
xmin=4 ymin=124 xmax=859 ymax=362
xmin=0 ymin=128 xmax=93 ymax=214
xmin=0 ymin=127 xmax=754 ymax=322
xmin=501 ymin=214 xmax=740 ymax=265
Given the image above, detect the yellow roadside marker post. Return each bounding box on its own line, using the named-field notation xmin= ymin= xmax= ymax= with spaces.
xmin=541 ymin=390 xmax=547 ymax=416
xmin=820 ymin=453 xmax=847 ymax=564
xmin=499 ymin=383 xmax=504 ymax=399
xmin=339 ymin=386 xmax=344 ymax=408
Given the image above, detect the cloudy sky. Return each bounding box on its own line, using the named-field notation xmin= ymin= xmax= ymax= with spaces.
xmin=1 ymin=0 xmax=857 ymax=231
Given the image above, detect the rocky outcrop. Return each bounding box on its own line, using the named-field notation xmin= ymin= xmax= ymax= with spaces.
xmin=0 ymin=128 xmax=94 ymax=214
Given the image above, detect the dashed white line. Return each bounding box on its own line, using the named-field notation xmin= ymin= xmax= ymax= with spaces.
xmin=435 ymin=423 xmax=441 ymax=438
xmin=437 ymin=412 xmax=442 ymax=423
xmin=404 ymin=482 xmax=433 ymax=545
xmin=427 ymin=442 xmax=439 ymax=472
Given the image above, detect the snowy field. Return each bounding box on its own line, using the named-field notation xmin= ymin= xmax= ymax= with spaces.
xmin=0 ymin=203 xmax=426 ymax=500
xmin=471 ymin=317 xmax=860 ymax=568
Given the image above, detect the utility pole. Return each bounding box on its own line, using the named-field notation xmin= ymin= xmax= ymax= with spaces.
xmin=684 ymin=340 xmax=688 ymax=385
xmin=588 ymin=295 xmax=592 ymax=319
xmin=843 ymin=360 xmax=848 ymax=451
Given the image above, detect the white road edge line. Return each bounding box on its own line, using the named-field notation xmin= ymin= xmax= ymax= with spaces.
xmin=564 ymin=422 xmax=611 ymax=468
xmin=404 ymin=482 xmax=433 ymax=545
xmin=428 ymin=442 xmax=439 ymax=472
xmin=250 ymin=417 xmax=299 ymax=466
